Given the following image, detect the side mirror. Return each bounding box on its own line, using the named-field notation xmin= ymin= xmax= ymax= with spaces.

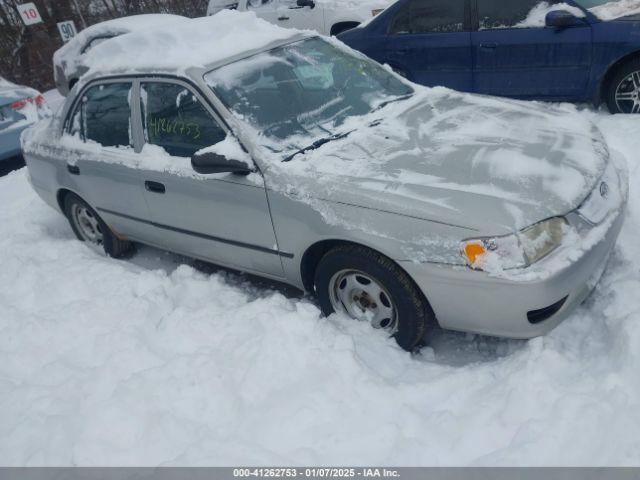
xmin=545 ymin=10 xmax=585 ymax=28
xmin=191 ymin=152 xmax=252 ymax=175
xmin=296 ymin=0 xmax=315 ymax=9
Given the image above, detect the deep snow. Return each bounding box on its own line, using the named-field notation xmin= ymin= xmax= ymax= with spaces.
xmin=0 ymin=108 xmax=639 ymax=466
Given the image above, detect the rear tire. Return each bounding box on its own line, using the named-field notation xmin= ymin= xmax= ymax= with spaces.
xmin=605 ymin=58 xmax=640 ymax=114
xmin=314 ymin=244 xmax=436 ymax=351
xmin=63 ymin=192 xmax=133 ymax=258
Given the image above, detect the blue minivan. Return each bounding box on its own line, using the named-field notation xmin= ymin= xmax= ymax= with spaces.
xmin=338 ymin=0 xmax=640 ymax=113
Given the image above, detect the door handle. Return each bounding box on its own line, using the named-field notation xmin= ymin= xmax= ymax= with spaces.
xmin=67 ymin=164 xmax=80 ymax=175
xmin=145 ymin=180 xmax=166 ymax=194
xmin=278 ymin=16 xmax=290 ymax=20
xmin=479 ymin=43 xmax=498 ymax=49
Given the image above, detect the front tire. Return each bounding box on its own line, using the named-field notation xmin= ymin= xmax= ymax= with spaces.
xmin=63 ymin=193 xmax=133 ymax=258
xmin=606 ymin=58 xmax=640 ymax=114
xmin=314 ymin=245 xmax=436 ymax=351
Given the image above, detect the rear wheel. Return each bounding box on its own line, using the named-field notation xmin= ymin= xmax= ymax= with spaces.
xmin=63 ymin=193 xmax=133 ymax=258
xmin=606 ymin=58 xmax=640 ymax=114
xmin=314 ymin=244 xmax=436 ymax=351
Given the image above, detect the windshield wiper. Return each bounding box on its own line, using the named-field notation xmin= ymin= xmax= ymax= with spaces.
xmin=373 ymin=93 xmax=414 ymax=112
xmin=283 ymin=130 xmax=354 ymax=162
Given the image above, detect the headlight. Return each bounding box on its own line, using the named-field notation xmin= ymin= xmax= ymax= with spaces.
xmin=460 ymin=217 xmax=567 ymax=272
xmin=372 ymin=9 xmax=384 ymax=16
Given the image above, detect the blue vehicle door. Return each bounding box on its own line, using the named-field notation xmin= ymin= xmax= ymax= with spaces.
xmin=384 ymin=0 xmax=473 ymax=92
xmin=471 ymin=0 xmax=592 ymax=100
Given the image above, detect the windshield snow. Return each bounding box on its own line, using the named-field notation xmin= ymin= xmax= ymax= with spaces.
xmin=204 ymin=38 xmax=413 ymax=144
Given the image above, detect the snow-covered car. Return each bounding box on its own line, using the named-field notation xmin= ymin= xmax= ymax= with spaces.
xmin=52 ymin=14 xmax=187 ymax=96
xmin=207 ymin=0 xmax=392 ymax=35
xmin=0 ymin=78 xmax=49 ymax=162
xmin=23 ymin=12 xmax=628 ymax=351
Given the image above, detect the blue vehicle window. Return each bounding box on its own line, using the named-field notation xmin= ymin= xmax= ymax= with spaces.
xmin=478 ymin=0 xmax=565 ymax=30
xmin=140 ymin=82 xmax=226 ymax=158
xmin=389 ymin=0 xmax=465 ymax=34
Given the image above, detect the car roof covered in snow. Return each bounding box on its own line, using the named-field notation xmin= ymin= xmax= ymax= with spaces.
xmin=53 ymin=14 xmax=188 ymax=67
xmin=80 ymin=11 xmax=306 ymax=79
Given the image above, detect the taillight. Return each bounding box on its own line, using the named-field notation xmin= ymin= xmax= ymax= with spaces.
xmin=10 ymin=95 xmax=45 ymax=110
xmin=10 ymin=99 xmax=27 ymax=110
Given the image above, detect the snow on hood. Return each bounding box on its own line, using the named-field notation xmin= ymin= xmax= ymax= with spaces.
xmin=251 ymin=87 xmax=608 ymax=235
xmin=53 ymin=14 xmax=187 ymax=78
xmin=589 ymin=0 xmax=640 ymax=20
xmin=83 ymin=11 xmax=300 ymax=77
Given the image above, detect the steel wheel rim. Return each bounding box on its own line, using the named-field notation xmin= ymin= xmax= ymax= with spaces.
xmin=615 ymin=70 xmax=640 ymax=114
xmin=328 ymin=269 xmax=398 ymax=334
xmin=72 ymin=204 xmax=103 ymax=245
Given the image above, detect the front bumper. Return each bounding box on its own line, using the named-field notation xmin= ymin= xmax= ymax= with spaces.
xmin=401 ymin=207 xmax=625 ymax=338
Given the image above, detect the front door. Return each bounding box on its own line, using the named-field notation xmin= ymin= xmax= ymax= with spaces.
xmin=471 ymin=0 xmax=592 ymax=100
xmin=275 ymin=0 xmax=324 ymax=32
xmin=245 ymin=0 xmax=323 ymax=32
xmin=65 ymin=80 xmax=152 ymax=241
xmin=384 ymin=0 xmax=473 ymax=92
xmin=136 ymin=80 xmax=284 ymax=277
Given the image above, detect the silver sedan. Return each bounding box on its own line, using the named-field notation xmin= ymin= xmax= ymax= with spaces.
xmin=22 ymin=27 xmax=628 ymax=351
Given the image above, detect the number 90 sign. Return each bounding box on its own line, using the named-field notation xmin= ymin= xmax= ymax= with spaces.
xmin=17 ymin=2 xmax=43 ymax=25
xmin=57 ymin=21 xmax=78 ymax=42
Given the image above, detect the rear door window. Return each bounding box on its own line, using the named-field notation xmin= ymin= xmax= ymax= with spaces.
xmin=140 ymin=82 xmax=226 ymax=158
xmin=70 ymin=82 xmax=132 ymax=148
xmin=390 ymin=0 xmax=466 ymax=34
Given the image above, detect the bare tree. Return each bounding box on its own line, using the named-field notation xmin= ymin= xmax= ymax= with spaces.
xmin=0 ymin=0 xmax=208 ymax=91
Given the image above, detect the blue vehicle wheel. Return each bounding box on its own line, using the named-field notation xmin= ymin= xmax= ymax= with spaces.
xmin=607 ymin=58 xmax=640 ymax=114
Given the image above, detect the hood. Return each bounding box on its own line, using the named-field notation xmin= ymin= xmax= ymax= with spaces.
xmin=273 ymin=88 xmax=607 ymax=235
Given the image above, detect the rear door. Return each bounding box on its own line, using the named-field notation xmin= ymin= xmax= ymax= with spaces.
xmin=136 ymin=79 xmax=285 ymax=277
xmin=384 ymin=0 xmax=473 ymax=92
xmin=64 ymin=80 xmax=152 ymax=241
xmin=471 ymin=0 xmax=592 ymax=100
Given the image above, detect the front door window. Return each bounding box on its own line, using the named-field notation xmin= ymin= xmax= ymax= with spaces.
xmin=140 ymin=82 xmax=226 ymax=158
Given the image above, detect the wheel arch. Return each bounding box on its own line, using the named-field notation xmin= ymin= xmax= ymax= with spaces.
xmin=56 ymin=187 xmax=87 ymax=213
xmin=599 ymin=50 xmax=640 ymax=104
xmin=299 ymin=239 xmax=417 ymax=295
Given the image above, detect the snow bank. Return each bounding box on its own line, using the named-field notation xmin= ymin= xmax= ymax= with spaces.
xmin=1 ymin=110 xmax=640 ymax=466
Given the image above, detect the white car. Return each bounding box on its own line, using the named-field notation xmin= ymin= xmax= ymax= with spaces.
xmin=207 ymin=0 xmax=392 ymax=35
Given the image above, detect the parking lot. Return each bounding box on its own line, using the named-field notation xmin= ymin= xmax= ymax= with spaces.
xmin=2 ymin=0 xmax=640 ymax=471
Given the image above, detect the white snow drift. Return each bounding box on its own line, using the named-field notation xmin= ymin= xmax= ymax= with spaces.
xmin=0 ymin=108 xmax=639 ymax=466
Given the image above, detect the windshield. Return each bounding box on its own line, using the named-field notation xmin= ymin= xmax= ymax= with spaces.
xmin=574 ymin=0 xmax=640 ymax=19
xmin=204 ymin=38 xmax=413 ymax=144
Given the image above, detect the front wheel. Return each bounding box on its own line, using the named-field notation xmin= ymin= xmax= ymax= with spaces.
xmin=314 ymin=245 xmax=436 ymax=351
xmin=606 ymin=58 xmax=640 ymax=114
xmin=63 ymin=192 xmax=133 ymax=258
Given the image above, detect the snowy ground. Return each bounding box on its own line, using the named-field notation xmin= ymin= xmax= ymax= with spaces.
xmin=0 ymin=105 xmax=639 ymax=466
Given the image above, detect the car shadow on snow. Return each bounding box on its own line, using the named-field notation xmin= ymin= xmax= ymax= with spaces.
xmin=127 ymin=243 xmax=530 ymax=366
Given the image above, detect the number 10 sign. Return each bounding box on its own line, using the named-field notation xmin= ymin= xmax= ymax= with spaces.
xmin=17 ymin=2 xmax=43 ymax=25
